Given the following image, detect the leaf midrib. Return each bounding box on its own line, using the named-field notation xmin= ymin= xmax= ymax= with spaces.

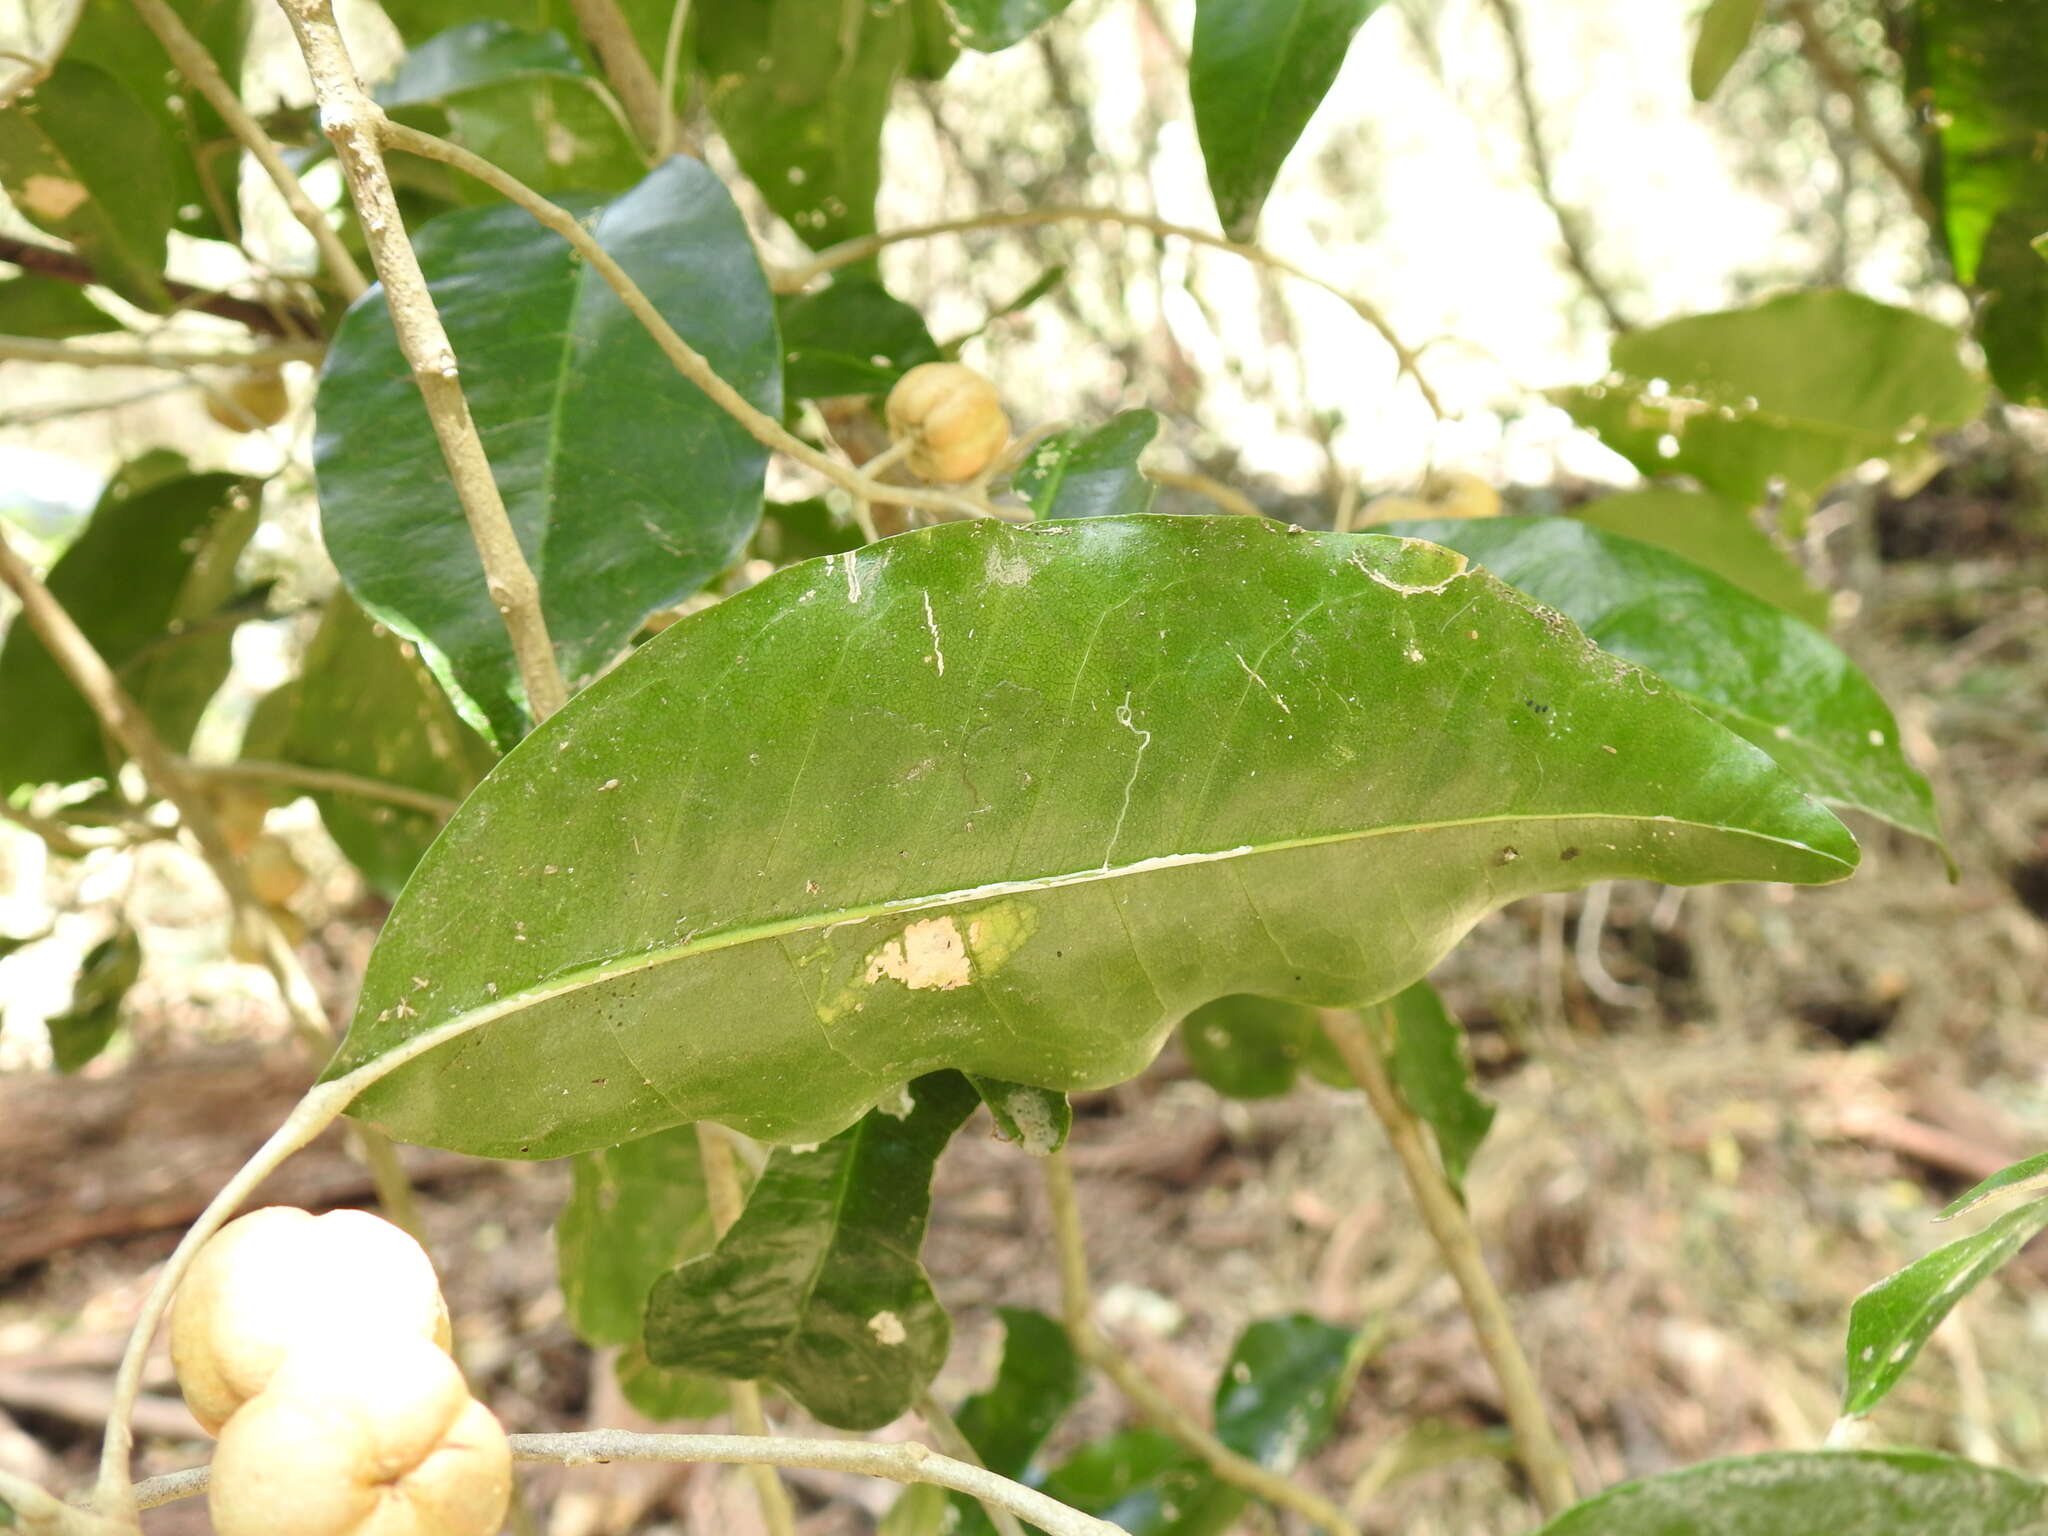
xmin=352 ymin=804 xmax=1848 ymax=1059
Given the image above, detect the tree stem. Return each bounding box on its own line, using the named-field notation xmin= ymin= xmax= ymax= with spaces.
xmin=1315 ymin=1008 xmax=1577 ymax=1517
xmin=274 ymin=0 xmax=568 ymax=725
xmin=916 ymin=1392 xmax=1029 ymax=1536
xmin=565 ymin=0 xmax=671 ymax=156
xmin=180 ymin=757 xmax=459 ymax=818
xmin=1042 ymin=1150 xmax=1365 ymax=1536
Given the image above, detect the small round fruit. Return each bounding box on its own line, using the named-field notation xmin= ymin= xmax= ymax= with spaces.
xmin=209 ymin=1335 xmax=510 ymax=1536
xmin=204 ymin=367 xmax=292 ymax=432
xmin=884 ymin=362 xmax=1010 ymax=483
xmin=171 ymin=1207 xmax=452 ymax=1435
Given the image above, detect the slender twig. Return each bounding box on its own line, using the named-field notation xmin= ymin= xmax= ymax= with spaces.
xmin=1145 ymin=467 xmax=1262 ymax=518
xmin=656 ymin=0 xmax=692 ymax=160
xmin=917 ymin=1392 xmax=1029 ymax=1536
xmin=1315 ymin=1008 xmax=1576 ymax=1517
xmin=1479 ymin=0 xmax=1631 ymax=334
xmin=1782 ymin=0 xmax=1939 ymax=229
xmin=0 ymin=334 xmax=322 ymax=369
xmin=132 ymin=1433 xmax=1131 ymax=1536
xmin=697 ymin=1124 xmax=800 ymax=1536
xmin=778 ymin=207 xmax=1447 ymax=419
xmin=274 ymin=0 xmax=569 ymax=725
xmin=129 ymin=0 xmax=367 ymax=300
xmin=379 ymin=122 xmax=1023 ymax=524
xmin=566 ymin=0 xmax=670 ymax=158
xmin=1042 ymin=1151 xmax=1365 ymax=1536
xmin=180 ymin=757 xmax=460 ymax=818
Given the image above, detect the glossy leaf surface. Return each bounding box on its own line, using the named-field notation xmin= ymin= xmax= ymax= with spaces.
xmin=557 ymin=1123 xmax=729 ymax=1420
xmin=0 ymin=472 xmax=255 ymax=793
xmin=1380 ymin=981 xmax=1492 ymax=1193
xmin=644 ymin=1072 xmax=976 ymax=1429
xmin=329 ymin=517 xmax=1856 ymax=1159
xmin=942 ymin=0 xmax=1078 ymax=51
xmin=264 ymin=597 xmax=495 ymax=896
xmin=1014 ymin=411 xmax=1160 ymax=520
xmin=380 ymin=20 xmax=587 ymax=104
xmin=1535 ymin=1450 xmax=2048 ymax=1534
xmin=0 ymin=62 xmax=173 ymax=308
xmin=1558 ymin=292 xmax=1985 ymax=517
xmin=1841 ymin=1196 xmax=2048 ymax=1417
xmin=1190 ymin=0 xmax=1382 ymax=239
xmin=1213 ymin=1314 xmax=1360 ymax=1470
xmin=1386 ymin=516 xmax=1940 ymax=847
xmin=48 ymin=927 xmax=141 ymax=1074
xmin=1912 ymin=0 xmax=2048 ymax=404
xmin=1571 ymin=488 xmax=1828 ymax=629
xmin=695 ymin=0 xmax=909 ymax=248
xmin=1688 ymin=0 xmax=1764 ymax=101
xmin=1041 ymin=1431 xmax=1243 ymax=1536
xmin=316 ymin=156 xmax=779 ymax=743
xmin=780 ymin=278 xmax=942 ymax=400
xmin=1940 ymin=1150 xmax=2048 ymax=1223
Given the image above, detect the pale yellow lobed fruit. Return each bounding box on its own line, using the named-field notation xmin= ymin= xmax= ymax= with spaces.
xmin=204 ymin=367 xmax=293 ymax=432
xmin=209 ymin=1334 xmax=510 ymax=1536
xmin=884 ymin=362 xmax=1010 ymax=483
xmin=171 ymin=1207 xmax=452 ymax=1435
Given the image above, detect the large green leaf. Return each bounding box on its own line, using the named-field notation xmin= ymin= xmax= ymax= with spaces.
xmin=556 ymin=1123 xmax=728 ymax=1420
xmin=644 ymin=1071 xmax=977 ymax=1429
xmin=1213 ymin=1314 xmax=1360 ymax=1471
xmin=60 ymin=0 xmax=249 ymax=245
xmin=315 ymin=155 xmax=779 ymax=744
xmin=1911 ymin=0 xmax=2048 ymax=405
xmin=1841 ymin=1196 xmax=2048 ymax=1418
xmin=0 ymin=472 xmax=256 ymax=793
xmin=694 ymin=0 xmax=910 ymax=249
xmin=1190 ymin=0 xmax=1383 ymax=240
xmin=1385 ymin=516 xmax=1941 ymax=849
xmin=779 ymin=277 xmax=941 ymax=400
xmin=326 ymin=517 xmax=1856 ymax=1159
xmin=47 ymin=925 xmax=142 ymax=1074
xmin=0 ymin=274 xmax=118 ymax=338
xmin=1014 ymin=411 xmax=1160 ymax=520
xmin=262 ymin=597 xmax=496 ymax=897
xmin=0 ymin=61 xmax=174 ymax=308
xmin=379 ymin=19 xmax=588 ymax=104
xmin=1940 ymin=1149 xmax=2048 ymax=1223
xmin=1041 ymin=1432 xmax=1244 ymax=1536
xmin=1557 ymin=292 xmax=1986 ymax=519
xmin=1688 ymin=0 xmax=1764 ymax=102
xmin=940 ymin=0 xmax=1077 ymax=51
xmin=1572 ymin=489 xmax=1829 ymax=629
xmin=1379 ymin=981 xmax=1492 ymax=1194
xmin=1533 ymin=1451 xmax=2048 ymax=1534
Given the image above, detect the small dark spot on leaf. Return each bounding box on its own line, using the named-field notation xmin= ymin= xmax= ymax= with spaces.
xmin=1561 ymin=846 xmax=1581 ymax=861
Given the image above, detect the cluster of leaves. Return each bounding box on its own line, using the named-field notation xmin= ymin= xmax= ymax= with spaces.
xmin=2 ymin=1 xmax=2046 ymax=1532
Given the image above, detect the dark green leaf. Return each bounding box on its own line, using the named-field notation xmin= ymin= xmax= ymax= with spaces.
xmin=754 ymin=499 xmax=863 ymax=564
xmin=1572 ymin=489 xmax=1828 ymax=628
xmin=1534 ymin=1450 xmax=2048 ymax=1534
xmin=1689 ymin=0 xmax=1764 ymax=101
xmin=645 ymin=1072 xmax=977 ymax=1429
xmin=780 ymin=278 xmax=942 ymax=399
xmin=328 ymin=518 xmax=1856 ymax=1160
xmin=956 ymin=1308 xmax=1083 ymax=1477
xmin=941 ymin=0 xmax=1078 ymax=51
xmin=1213 ymin=1314 xmax=1360 ymax=1471
xmin=1040 ymin=1430 xmax=1244 ymax=1536
xmin=1842 ymin=1196 xmax=2048 ymax=1418
xmin=1940 ymin=1150 xmax=2048 ymax=1223
xmin=379 ymin=20 xmax=587 ymax=105
xmin=969 ymin=1076 xmax=1071 ymax=1154
xmin=61 ymin=0 xmax=249 ymax=244
xmin=695 ymin=0 xmax=910 ymax=248
xmin=316 ymin=156 xmax=779 ymax=744
xmin=1190 ymin=0 xmax=1382 ymax=240
xmin=1384 ymin=516 xmax=1942 ymax=849
xmin=1911 ymin=0 xmax=2048 ymax=405
xmin=0 ymin=61 xmax=174 ymax=308
xmin=0 ymin=274 xmax=118 ymax=338
xmin=908 ymin=0 xmax=963 ymax=77
xmin=48 ymin=926 xmax=142 ymax=1073
xmin=266 ymin=597 xmax=495 ymax=896
xmin=1380 ymin=981 xmax=1492 ymax=1194
xmin=0 ymin=472 xmax=257 ymax=793
xmin=1557 ymin=292 xmax=1986 ymax=518
xmin=1180 ymin=994 xmax=1324 ymax=1099
xmin=1013 ymin=411 xmax=1160 ymax=519
xmin=557 ymin=1123 xmax=730 ymax=1420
